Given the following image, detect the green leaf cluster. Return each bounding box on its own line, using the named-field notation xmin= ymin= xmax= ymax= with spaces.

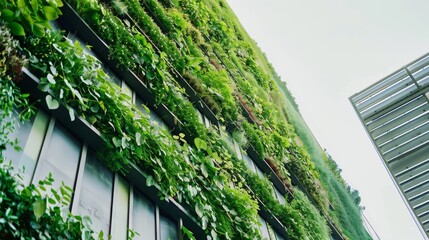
xmin=0 ymin=0 xmax=63 ymax=37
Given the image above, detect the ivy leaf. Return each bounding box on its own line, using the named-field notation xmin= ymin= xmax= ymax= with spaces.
xmin=45 ymin=95 xmax=59 ymax=110
xmin=32 ymin=23 xmax=45 ymax=37
xmin=112 ymin=137 xmax=121 ymax=148
xmin=1 ymin=9 xmax=15 ymax=22
xmin=214 ymin=176 xmax=223 ymax=190
xmin=195 ymin=203 xmax=204 ymax=218
xmin=31 ymin=0 xmax=38 ymax=11
xmin=146 ymin=175 xmax=154 ymax=187
xmin=182 ymin=226 xmax=196 ymax=240
xmin=201 ymin=164 xmax=208 ymax=178
xmin=50 ymin=65 xmax=58 ymax=76
xmin=194 ymin=138 xmax=207 ymax=151
xmin=8 ymin=22 xmax=25 ymax=36
xmin=135 ymin=132 xmax=141 ymax=146
xmin=67 ymin=106 xmax=75 ymax=121
xmin=47 ymin=73 xmax=56 ymax=84
xmin=33 ymin=199 xmax=46 ymax=221
xmin=43 ymin=6 xmax=59 ymax=20
xmin=201 ymin=216 xmax=208 ymax=230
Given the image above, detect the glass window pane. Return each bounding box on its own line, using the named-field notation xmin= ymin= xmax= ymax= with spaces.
xmin=135 ymin=96 xmax=148 ymax=115
xmin=4 ymin=110 xmax=49 ymax=185
xmin=233 ymin=140 xmax=242 ymax=159
xmin=259 ymin=216 xmax=270 ymax=240
xmin=132 ymin=190 xmax=156 ymax=240
xmin=204 ymin=116 xmax=211 ymax=128
xmin=3 ymin=110 xmax=34 ymax=163
xmin=122 ymin=81 xmax=134 ymax=101
xmin=77 ymin=151 xmax=113 ymax=235
xmin=150 ymin=110 xmax=166 ymax=130
xmin=243 ymin=153 xmax=256 ymax=173
xmin=196 ymin=110 xmax=204 ymax=124
xmin=255 ymin=165 xmax=265 ymax=178
xmin=274 ymin=187 xmax=285 ymax=205
xmin=274 ymin=230 xmax=284 ymax=240
xmin=160 ymin=214 xmax=178 ymax=240
xmin=34 ymin=122 xmax=81 ymax=190
xmin=111 ymin=175 xmax=129 ymax=240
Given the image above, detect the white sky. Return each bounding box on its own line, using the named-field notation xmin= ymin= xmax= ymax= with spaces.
xmin=227 ymin=1 xmax=429 ymax=239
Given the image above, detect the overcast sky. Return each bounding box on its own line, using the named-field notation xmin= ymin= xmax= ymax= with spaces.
xmin=227 ymin=0 xmax=429 ymax=239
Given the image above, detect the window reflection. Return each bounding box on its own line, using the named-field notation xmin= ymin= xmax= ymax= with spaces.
xmin=77 ymin=151 xmax=113 ymax=235
xmin=160 ymin=213 xmax=178 ymax=240
xmin=259 ymin=216 xmax=271 ymax=240
xmin=33 ymin=122 xmax=81 ymax=191
xmin=274 ymin=187 xmax=285 ymax=205
xmin=111 ymin=176 xmax=129 ymax=240
xmin=3 ymin=110 xmax=49 ymax=185
xmin=132 ymin=190 xmax=156 ymax=240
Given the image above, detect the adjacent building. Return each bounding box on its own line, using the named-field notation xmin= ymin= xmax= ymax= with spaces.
xmin=351 ymin=53 xmax=429 ymax=239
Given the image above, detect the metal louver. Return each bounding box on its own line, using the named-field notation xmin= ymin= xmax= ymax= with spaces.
xmin=350 ymin=53 xmax=429 ymax=240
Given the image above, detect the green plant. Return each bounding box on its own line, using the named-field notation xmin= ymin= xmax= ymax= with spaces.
xmin=1 ymin=0 xmax=373 ymax=237
xmin=0 ymin=0 xmax=63 ymax=36
xmin=0 ymin=25 xmax=34 ymax=152
xmin=0 ymin=160 xmax=96 ymax=239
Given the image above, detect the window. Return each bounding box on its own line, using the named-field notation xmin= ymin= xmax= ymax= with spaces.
xmin=160 ymin=213 xmax=178 ymax=240
xmin=274 ymin=187 xmax=285 ymax=205
xmin=132 ymin=189 xmax=156 ymax=240
xmin=122 ymin=81 xmax=134 ymax=103
xmin=111 ymin=175 xmax=130 ymax=240
xmin=259 ymin=216 xmax=271 ymax=240
xmin=76 ymin=150 xmax=113 ymax=235
xmin=33 ymin=122 xmax=82 ymax=191
xmin=4 ymin=110 xmax=49 ymax=185
xmin=150 ymin=110 xmax=167 ymax=130
xmin=242 ymin=153 xmax=256 ymax=173
xmin=233 ymin=140 xmax=242 ymax=159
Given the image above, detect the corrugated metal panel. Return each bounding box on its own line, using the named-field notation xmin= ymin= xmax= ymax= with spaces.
xmin=351 ymin=52 xmax=429 ymax=240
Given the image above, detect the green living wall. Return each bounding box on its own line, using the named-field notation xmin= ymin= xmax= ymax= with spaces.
xmin=0 ymin=0 xmax=371 ymax=239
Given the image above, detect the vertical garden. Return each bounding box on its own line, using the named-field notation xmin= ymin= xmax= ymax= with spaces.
xmin=0 ymin=0 xmax=371 ymax=239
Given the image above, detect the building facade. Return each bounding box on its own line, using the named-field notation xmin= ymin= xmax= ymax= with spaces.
xmin=0 ymin=0 xmax=368 ymax=239
xmin=351 ymin=53 xmax=429 ymax=239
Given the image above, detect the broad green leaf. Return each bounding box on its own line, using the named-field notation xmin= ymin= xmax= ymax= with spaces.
xmin=17 ymin=0 xmax=25 ymax=8
xmin=135 ymin=132 xmax=141 ymax=145
xmin=8 ymin=22 xmax=25 ymax=36
xmin=33 ymin=199 xmax=46 ymax=220
xmin=67 ymin=106 xmax=75 ymax=121
xmin=31 ymin=0 xmax=38 ymax=11
xmin=32 ymin=23 xmax=45 ymax=37
xmin=47 ymin=74 xmax=56 ymax=84
xmin=146 ymin=175 xmax=154 ymax=187
xmin=50 ymin=65 xmax=57 ymax=76
xmin=45 ymin=95 xmax=59 ymax=110
xmin=214 ymin=176 xmax=223 ymax=190
xmin=121 ymin=137 xmax=127 ymax=149
xmin=1 ymin=9 xmax=15 ymax=22
xmin=195 ymin=203 xmax=204 ymax=218
xmin=43 ymin=6 xmax=58 ymax=20
xmin=182 ymin=226 xmax=196 ymax=240
xmin=194 ymin=137 xmax=207 ymax=151
xmin=112 ymin=137 xmax=121 ymax=148
xmin=201 ymin=164 xmax=208 ymax=178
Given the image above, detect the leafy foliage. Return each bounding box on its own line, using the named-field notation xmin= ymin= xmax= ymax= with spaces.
xmin=0 ymin=0 xmax=63 ymax=36
xmin=0 ymin=0 xmax=371 ymax=238
xmin=0 ymin=160 xmax=95 ymax=239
